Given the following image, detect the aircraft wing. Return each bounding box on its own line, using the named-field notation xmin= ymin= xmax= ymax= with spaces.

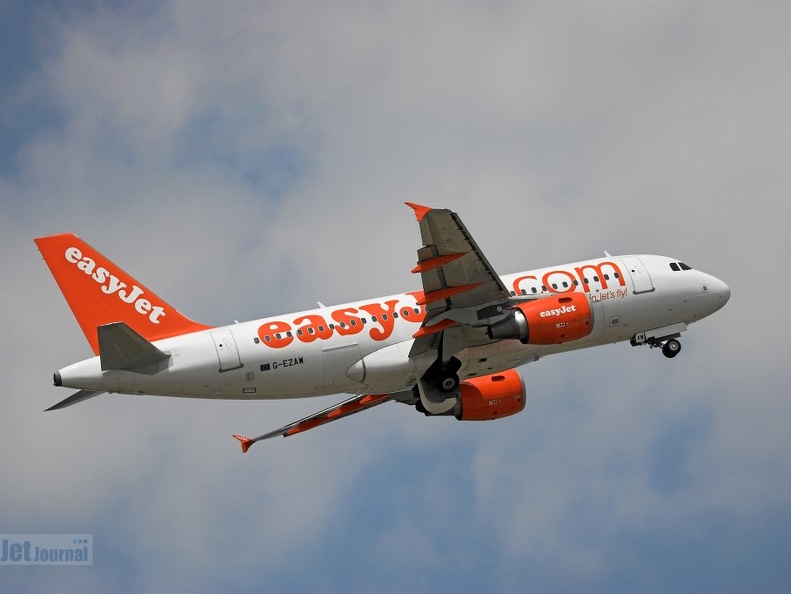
xmin=233 ymin=391 xmax=400 ymax=452
xmin=406 ymin=202 xmax=512 ymax=358
xmin=235 ymin=203 xmax=516 ymax=451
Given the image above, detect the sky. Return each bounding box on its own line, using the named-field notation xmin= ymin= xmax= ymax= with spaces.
xmin=1 ymin=2 xmax=790 ymax=592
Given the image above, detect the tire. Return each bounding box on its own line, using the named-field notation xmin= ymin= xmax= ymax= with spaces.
xmin=662 ymin=339 xmax=681 ymax=358
xmin=440 ymin=373 xmax=460 ymax=392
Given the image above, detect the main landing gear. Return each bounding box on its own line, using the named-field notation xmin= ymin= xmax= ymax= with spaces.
xmin=422 ymin=357 xmax=461 ymax=401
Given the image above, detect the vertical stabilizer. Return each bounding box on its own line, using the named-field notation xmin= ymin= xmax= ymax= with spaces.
xmin=35 ymin=233 xmax=212 ymax=354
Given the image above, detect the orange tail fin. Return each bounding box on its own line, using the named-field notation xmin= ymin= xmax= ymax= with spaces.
xmin=35 ymin=233 xmax=212 ymax=354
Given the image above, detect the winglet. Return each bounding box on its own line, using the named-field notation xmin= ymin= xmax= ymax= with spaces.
xmin=405 ymin=202 xmax=433 ymax=222
xmin=233 ymin=434 xmax=255 ymax=453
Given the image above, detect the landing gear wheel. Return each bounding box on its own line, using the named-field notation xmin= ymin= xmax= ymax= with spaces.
xmin=662 ymin=339 xmax=681 ymax=358
xmin=440 ymin=373 xmax=460 ymax=392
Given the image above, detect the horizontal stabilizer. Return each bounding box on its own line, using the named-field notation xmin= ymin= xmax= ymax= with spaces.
xmin=98 ymin=322 xmax=170 ymax=371
xmin=46 ymin=390 xmax=103 ymax=411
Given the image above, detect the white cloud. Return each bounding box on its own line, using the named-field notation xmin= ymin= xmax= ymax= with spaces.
xmin=2 ymin=2 xmax=791 ymax=592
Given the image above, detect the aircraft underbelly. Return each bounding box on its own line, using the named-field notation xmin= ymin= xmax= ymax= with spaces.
xmin=459 ymin=341 xmax=538 ymax=378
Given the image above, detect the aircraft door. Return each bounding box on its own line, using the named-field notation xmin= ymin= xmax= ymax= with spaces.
xmin=620 ymin=256 xmax=655 ymax=294
xmin=211 ymin=329 xmax=243 ymax=372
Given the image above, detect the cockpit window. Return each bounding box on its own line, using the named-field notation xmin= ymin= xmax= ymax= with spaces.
xmin=679 ymin=262 xmax=692 ymax=271
xmin=670 ymin=262 xmax=680 ymax=271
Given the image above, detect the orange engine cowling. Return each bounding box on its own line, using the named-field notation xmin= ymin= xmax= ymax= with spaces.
xmin=454 ymin=369 xmax=526 ymax=421
xmin=487 ymin=292 xmax=593 ymax=345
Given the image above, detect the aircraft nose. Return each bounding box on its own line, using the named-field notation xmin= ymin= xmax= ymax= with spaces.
xmin=710 ymin=276 xmax=731 ymax=310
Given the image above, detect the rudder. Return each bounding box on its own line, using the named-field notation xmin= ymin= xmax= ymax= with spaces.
xmin=35 ymin=233 xmax=212 ymax=354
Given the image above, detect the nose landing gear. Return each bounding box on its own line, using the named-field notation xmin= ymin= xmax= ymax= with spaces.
xmin=631 ymin=325 xmax=686 ymax=359
xmin=661 ymin=338 xmax=681 ymax=358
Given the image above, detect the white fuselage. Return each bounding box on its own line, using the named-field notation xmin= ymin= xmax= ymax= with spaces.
xmin=56 ymin=254 xmax=730 ymax=400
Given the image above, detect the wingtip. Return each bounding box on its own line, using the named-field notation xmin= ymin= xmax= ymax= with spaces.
xmin=405 ymin=202 xmax=433 ymax=221
xmin=232 ymin=434 xmax=254 ymax=453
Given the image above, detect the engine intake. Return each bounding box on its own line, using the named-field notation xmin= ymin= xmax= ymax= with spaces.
xmin=487 ymin=292 xmax=593 ymax=345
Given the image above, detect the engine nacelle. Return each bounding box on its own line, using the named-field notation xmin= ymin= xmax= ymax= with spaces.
xmin=453 ymin=369 xmax=526 ymax=421
xmin=487 ymin=292 xmax=593 ymax=345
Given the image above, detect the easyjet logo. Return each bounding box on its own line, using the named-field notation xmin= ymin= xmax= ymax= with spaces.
xmin=64 ymin=247 xmax=166 ymax=324
xmin=258 ymin=294 xmax=426 ymax=349
xmin=540 ymin=304 xmax=576 ymax=318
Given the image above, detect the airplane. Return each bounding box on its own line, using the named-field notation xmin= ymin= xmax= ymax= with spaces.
xmin=35 ymin=203 xmax=730 ymax=452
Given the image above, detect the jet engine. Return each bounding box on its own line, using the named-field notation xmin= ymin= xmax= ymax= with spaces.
xmin=452 ymin=369 xmax=526 ymax=421
xmin=487 ymin=293 xmax=593 ymax=345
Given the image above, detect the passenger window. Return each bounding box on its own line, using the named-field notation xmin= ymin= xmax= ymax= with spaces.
xmin=392 ymin=312 xmax=398 ymax=319
xmin=351 ymin=319 xmax=357 ymax=326
xmin=532 ymin=287 xmax=538 ymax=294
xmin=521 ymin=289 xmax=527 ymax=295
